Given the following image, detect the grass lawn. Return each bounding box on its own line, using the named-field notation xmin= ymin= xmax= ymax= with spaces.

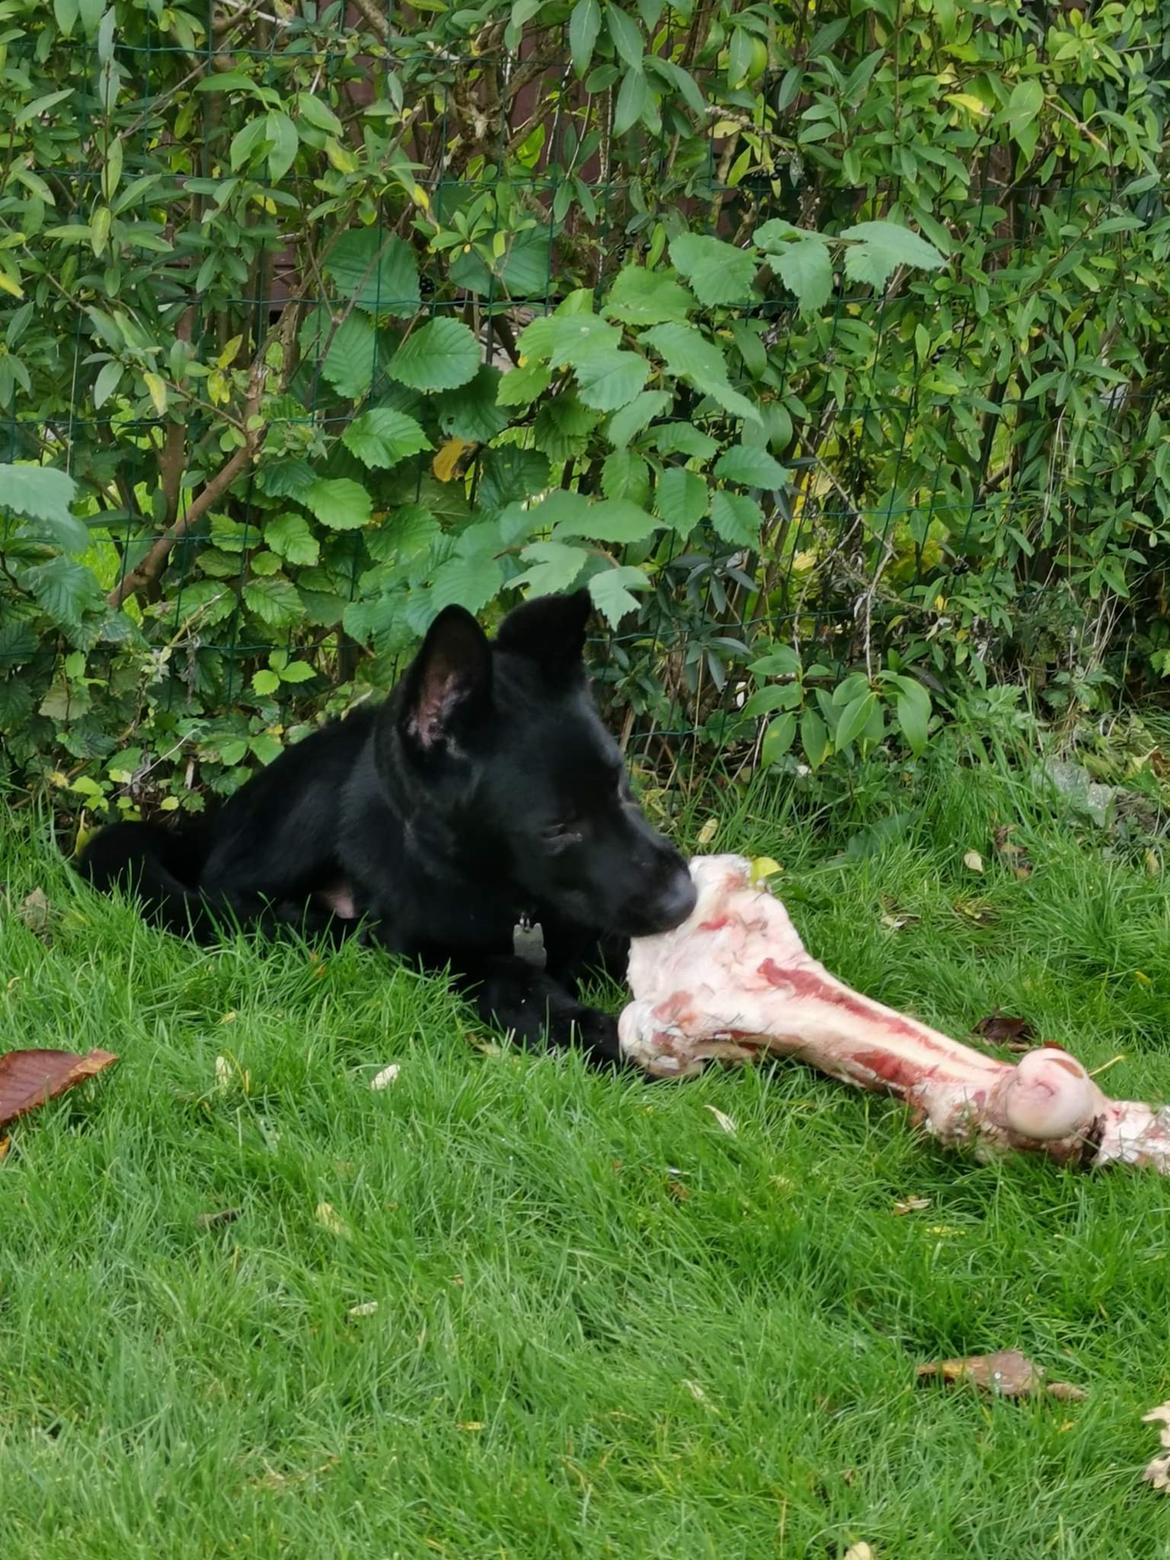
xmin=3 ymin=759 xmax=1170 ymax=1558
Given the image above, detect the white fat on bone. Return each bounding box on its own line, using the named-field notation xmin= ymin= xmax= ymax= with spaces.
xmin=619 ymin=855 xmax=1170 ymax=1175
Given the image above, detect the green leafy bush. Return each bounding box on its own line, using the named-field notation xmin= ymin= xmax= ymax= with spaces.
xmin=1 ymin=0 xmax=1168 ymax=817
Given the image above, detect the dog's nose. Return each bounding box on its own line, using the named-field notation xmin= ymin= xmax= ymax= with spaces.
xmin=652 ymin=867 xmax=698 ymax=932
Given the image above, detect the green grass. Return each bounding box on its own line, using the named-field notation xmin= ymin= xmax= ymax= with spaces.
xmin=3 ymin=761 xmax=1170 ymax=1558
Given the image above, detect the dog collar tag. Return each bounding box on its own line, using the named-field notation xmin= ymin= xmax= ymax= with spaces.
xmin=512 ymin=915 xmax=546 ymax=968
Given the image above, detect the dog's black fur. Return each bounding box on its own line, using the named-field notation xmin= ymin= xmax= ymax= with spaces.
xmin=78 ymin=590 xmax=697 ymax=1066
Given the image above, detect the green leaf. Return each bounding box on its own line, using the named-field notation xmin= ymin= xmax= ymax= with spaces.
xmin=833 ymin=691 xmax=876 ymax=753
xmin=574 ymin=348 xmax=650 ymax=411
xmin=741 ymin=683 xmax=802 ymax=718
xmin=653 ymin=424 xmax=719 ymax=460
xmin=280 ymin=660 xmax=315 ymax=683
xmin=606 ymin=3 xmax=643 ymax=67
xmin=434 ymin=365 xmax=507 ymax=442
xmin=303 ymin=477 xmax=373 ymax=530
xmin=252 ymin=668 xmax=281 ymax=696
xmin=478 ymin=447 xmax=551 ymax=513
xmin=655 ymin=468 xmax=708 ymax=532
xmin=429 ymin=550 xmax=503 ymax=615
xmin=265 ymin=111 xmax=299 ymax=182
xmin=668 ymin=234 xmax=757 ymax=307
xmin=515 ymin=540 xmax=589 ymax=597
xmin=343 ymin=408 xmax=431 ymax=469
xmin=588 ymin=564 xmax=650 ymax=627
xmin=552 ymin=498 xmax=659 ymax=544
xmin=22 ymin=555 xmax=102 ymax=626
xmin=365 ymin=504 xmax=440 ymax=564
xmin=387 ymin=318 xmax=480 ymax=391
xmin=709 ymin=490 xmax=762 ymax=547
xmin=521 ymin=310 xmax=621 ymax=367
xmin=325 ymin=230 xmax=420 ymax=316
xmin=775 ymin=237 xmax=833 ymax=314
xmin=607 ymin=390 xmax=672 ymax=448
xmin=497 ymin=361 xmax=551 ymax=406
xmin=569 ymin=0 xmax=602 ymax=76
xmin=714 ymin=444 xmax=787 ymax=488
xmin=1002 ymin=79 xmax=1044 ymax=138
xmin=840 ymin=221 xmax=946 ymax=292
xmin=93 ymin=360 xmax=122 ymax=410
xmin=316 ymin=311 xmax=377 ymax=401
xmin=749 ymin=646 xmax=801 ymax=677
xmin=613 ymin=67 xmax=648 ymax=136
xmin=296 ymin=92 xmax=343 ymax=136
xmin=800 ymin=707 xmax=829 ymax=769
xmin=264 ymin=511 xmax=319 ymax=566
xmin=243 ymin=576 xmax=304 ymax=627
xmin=605 ymin=266 xmax=695 ymax=326
xmin=762 ymin=714 xmax=797 ymax=765
xmin=892 ymin=676 xmax=931 ymax=755
xmin=256 ymin=459 xmax=317 ymax=501
xmin=638 ymin=323 xmax=758 ymax=422
xmin=602 ymin=450 xmax=651 ymax=505
xmin=0 ymin=464 xmax=78 ymax=524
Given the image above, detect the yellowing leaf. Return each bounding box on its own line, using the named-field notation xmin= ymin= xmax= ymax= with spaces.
xmin=315 ymin=1201 xmax=352 ymax=1239
xmin=945 ymin=92 xmax=989 ymax=116
xmin=750 ymin=856 xmax=782 ymax=884
xmin=432 ymin=436 xmax=474 ymax=482
xmin=324 ymin=137 xmax=358 ymax=174
xmin=143 ymin=372 xmax=168 ymax=416
xmin=963 ymin=849 xmax=984 ymax=873
xmin=696 ymin=818 xmax=718 ymax=847
xmin=0 ymin=269 xmax=24 ymax=299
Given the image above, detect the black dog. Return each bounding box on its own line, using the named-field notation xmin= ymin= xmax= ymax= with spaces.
xmin=78 ymin=590 xmax=697 ymax=1066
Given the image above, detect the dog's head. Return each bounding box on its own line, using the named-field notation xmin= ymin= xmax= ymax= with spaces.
xmin=384 ymin=590 xmax=697 ymax=938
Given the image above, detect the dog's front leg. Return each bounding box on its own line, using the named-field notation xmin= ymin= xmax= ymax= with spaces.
xmin=451 ymin=955 xmax=623 ymax=1069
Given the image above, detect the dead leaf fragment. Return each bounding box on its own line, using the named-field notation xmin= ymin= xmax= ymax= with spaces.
xmin=0 ymin=1048 xmax=118 ymax=1129
xmin=973 ymin=1014 xmax=1037 ymax=1053
xmin=963 ymin=849 xmax=984 ymax=873
xmin=696 ymin=818 xmax=718 ymax=847
xmin=314 ymin=1201 xmax=352 ymax=1239
xmin=370 ymin=1063 xmax=401 ymax=1090
xmin=17 ymin=887 xmax=52 ymax=937
xmin=705 ymin=1104 xmax=737 ymax=1135
xmin=195 ymin=1207 xmax=241 ymax=1231
xmin=1142 ymin=1401 xmax=1170 ymax=1491
xmin=843 ymin=1545 xmax=875 ymax=1560
xmin=893 ymin=1195 xmax=932 ymax=1215
xmin=916 ymin=1349 xmax=1085 ymax=1401
xmin=347 ymin=1300 xmax=379 ymax=1319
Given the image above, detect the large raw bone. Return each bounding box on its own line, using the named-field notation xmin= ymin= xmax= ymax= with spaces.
xmin=619 ymin=854 xmax=1170 ymax=1175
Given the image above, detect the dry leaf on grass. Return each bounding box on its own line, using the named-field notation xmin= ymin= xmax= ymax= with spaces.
xmin=973 ymin=1014 xmax=1037 ymax=1052
xmin=962 ymin=849 xmax=984 ymax=873
xmin=370 ymin=1063 xmax=401 ymax=1090
xmin=195 ymin=1207 xmax=241 ymax=1231
xmin=1142 ymin=1401 xmax=1170 ymax=1491
xmin=916 ymin=1349 xmax=1086 ymax=1401
xmin=0 ymin=1048 xmax=118 ymax=1129
xmin=347 ymin=1300 xmax=379 ymax=1319
xmin=314 ymin=1201 xmax=352 ymax=1239
xmin=893 ymin=1195 xmax=932 ymax=1215
xmin=843 ymin=1545 xmax=875 ymax=1560
xmin=16 ymin=887 xmax=52 ymax=937
xmin=704 ymin=1104 xmax=737 ymax=1135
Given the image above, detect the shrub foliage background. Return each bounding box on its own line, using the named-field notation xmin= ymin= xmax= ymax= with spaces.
xmin=0 ymin=0 xmax=1168 ymax=819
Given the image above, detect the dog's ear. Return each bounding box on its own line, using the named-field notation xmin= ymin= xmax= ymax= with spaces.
xmin=399 ymin=605 xmax=492 ymax=754
xmin=495 ymin=589 xmax=591 ymax=668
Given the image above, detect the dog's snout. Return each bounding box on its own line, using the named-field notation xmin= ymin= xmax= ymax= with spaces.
xmin=654 ymin=867 xmax=698 ymax=931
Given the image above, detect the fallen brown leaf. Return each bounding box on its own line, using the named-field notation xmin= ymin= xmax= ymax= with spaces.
xmin=0 ymin=1136 xmax=10 ymax=1160
xmin=973 ymin=1014 xmax=1037 ymax=1052
xmin=962 ymin=849 xmax=984 ymax=873
xmin=893 ymin=1195 xmax=932 ymax=1215
xmin=0 ymin=1048 xmax=118 ymax=1129
xmin=916 ymin=1349 xmax=1085 ymax=1401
